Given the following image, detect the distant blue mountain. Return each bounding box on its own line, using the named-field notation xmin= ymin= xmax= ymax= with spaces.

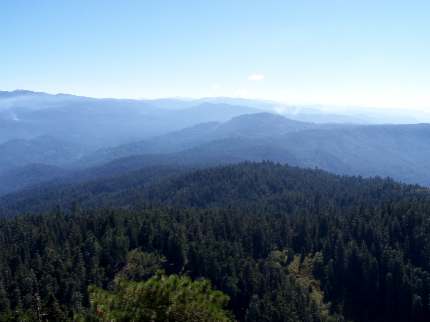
xmin=1 ymin=90 xmax=430 ymax=197
xmin=0 ymin=90 xmax=262 ymax=147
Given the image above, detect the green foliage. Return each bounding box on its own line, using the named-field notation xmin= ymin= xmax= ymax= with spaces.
xmin=116 ymin=249 xmax=166 ymax=281
xmin=0 ymin=163 xmax=430 ymax=321
xmin=84 ymin=274 xmax=232 ymax=322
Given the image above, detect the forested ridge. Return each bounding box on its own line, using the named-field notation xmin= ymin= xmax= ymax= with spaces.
xmin=1 ymin=162 xmax=430 ymax=321
xmin=1 ymin=161 xmax=424 ymax=217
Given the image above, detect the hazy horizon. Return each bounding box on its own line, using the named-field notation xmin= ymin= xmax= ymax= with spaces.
xmin=2 ymin=0 xmax=430 ymax=110
xmin=3 ymin=88 xmax=430 ymax=116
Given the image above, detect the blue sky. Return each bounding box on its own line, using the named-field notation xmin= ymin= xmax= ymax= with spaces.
xmin=1 ymin=0 xmax=429 ymax=109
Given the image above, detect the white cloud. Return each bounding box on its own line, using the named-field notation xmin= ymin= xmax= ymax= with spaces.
xmin=248 ymin=73 xmax=265 ymax=81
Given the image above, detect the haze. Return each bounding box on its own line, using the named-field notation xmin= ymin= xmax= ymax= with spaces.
xmin=2 ymin=0 xmax=430 ymax=111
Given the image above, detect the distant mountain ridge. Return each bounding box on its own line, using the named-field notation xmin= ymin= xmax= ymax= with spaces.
xmin=1 ymin=111 xmax=430 ymax=197
xmin=1 ymin=90 xmax=430 ymax=197
xmin=79 ymin=113 xmax=317 ymax=166
xmin=74 ymin=112 xmax=430 ymax=186
xmin=0 ymin=90 xmax=263 ymax=147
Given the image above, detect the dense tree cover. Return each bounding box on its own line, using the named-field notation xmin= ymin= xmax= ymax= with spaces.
xmin=0 ymin=165 xmax=187 ymax=217
xmin=80 ymin=274 xmax=232 ymax=322
xmin=0 ymin=162 xmax=430 ymax=321
xmin=0 ymin=209 xmax=331 ymax=321
xmin=0 ymin=161 xmax=424 ymax=217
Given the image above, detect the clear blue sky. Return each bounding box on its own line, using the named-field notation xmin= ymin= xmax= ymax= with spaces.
xmin=1 ymin=0 xmax=429 ymax=109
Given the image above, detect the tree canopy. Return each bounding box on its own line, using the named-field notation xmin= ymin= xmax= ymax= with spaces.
xmin=0 ymin=162 xmax=429 ymax=321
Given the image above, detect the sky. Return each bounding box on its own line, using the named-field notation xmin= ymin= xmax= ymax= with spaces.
xmin=1 ymin=0 xmax=430 ymax=110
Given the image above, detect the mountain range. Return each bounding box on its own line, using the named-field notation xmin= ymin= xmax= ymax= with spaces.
xmin=1 ymin=90 xmax=430 ymax=199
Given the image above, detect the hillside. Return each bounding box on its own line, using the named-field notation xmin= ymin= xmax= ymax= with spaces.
xmin=0 ymin=136 xmax=84 ymax=173
xmin=2 ymin=112 xmax=430 ymax=200
xmin=1 ymin=163 xmax=430 ymax=321
xmin=0 ymin=90 xmax=262 ymax=148
xmin=79 ymin=113 xmax=316 ymax=166
xmin=0 ymin=164 xmax=70 ymax=195
xmin=0 ymin=160 xmax=425 ymax=217
xmin=2 ymin=90 xmax=430 ymax=191
xmin=76 ymin=113 xmax=430 ymax=186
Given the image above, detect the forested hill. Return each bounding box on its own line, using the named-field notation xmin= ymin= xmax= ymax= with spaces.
xmin=143 ymin=162 xmax=425 ymax=209
xmin=1 ymin=162 xmax=430 ymax=321
xmin=0 ymin=162 xmax=425 ymax=217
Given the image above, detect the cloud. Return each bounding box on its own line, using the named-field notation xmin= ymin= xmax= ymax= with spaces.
xmin=248 ymin=73 xmax=265 ymax=81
